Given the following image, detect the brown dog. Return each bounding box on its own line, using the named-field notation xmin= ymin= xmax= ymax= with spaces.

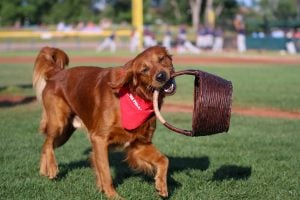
xmin=33 ymin=46 xmax=176 ymax=199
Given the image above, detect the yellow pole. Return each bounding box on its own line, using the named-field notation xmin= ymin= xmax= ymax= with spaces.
xmin=207 ymin=9 xmax=215 ymax=27
xmin=132 ymin=0 xmax=143 ymax=48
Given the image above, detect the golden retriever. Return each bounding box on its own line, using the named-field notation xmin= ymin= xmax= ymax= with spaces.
xmin=33 ymin=46 xmax=176 ymax=199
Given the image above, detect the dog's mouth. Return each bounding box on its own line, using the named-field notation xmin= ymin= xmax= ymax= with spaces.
xmin=162 ymin=78 xmax=176 ymax=95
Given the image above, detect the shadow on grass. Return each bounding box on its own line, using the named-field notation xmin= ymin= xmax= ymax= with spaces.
xmin=109 ymin=151 xmax=210 ymax=199
xmin=54 ymin=148 xmax=251 ymax=198
xmin=0 ymin=96 xmax=36 ymax=107
xmin=212 ymin=165 xmax=252 ymax=181
xmin=59 ymin=148 xmax=210 ymax=198
xmin=0 ymin=84 xmax=32 ymax=92
xmin=0 ymin=84 xmax=35 ymax=107
xmin=57 ymin=159 xmax=91 ymax=180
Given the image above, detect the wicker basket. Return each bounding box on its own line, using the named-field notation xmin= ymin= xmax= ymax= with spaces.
xmin=153 ymin=69 xmax=233 ymax=137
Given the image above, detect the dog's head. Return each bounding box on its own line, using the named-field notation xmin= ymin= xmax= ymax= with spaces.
xmin=110 ymin=46 xmax=176 ymax=100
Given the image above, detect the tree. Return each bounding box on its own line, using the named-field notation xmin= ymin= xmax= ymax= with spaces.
xmin=43 ymin=0 xmax=99 ymax=24
xmin=204 ymin=0 xmax=213 ymax=26
xmin=245 ymin=0 xmax=300 ymax=32
xmin=188 ymin=0 xmax=239 ymax=30
xmin=152 ymin=1 xmax=189 ymax=25
xmin=0 ymin=0 xmax=59 ymax=26
xmin=0 ymin=0 xmax=102 ymax=26
xmin=0 ymin=0 xmax=28 ymax=26
xmin=170 ymin=0 xmax=183 ymax=22
xmin=259 ymin=0 xmax=299 ymax=21
xmin=214 ymin=0 xmax=238 ymax=28
xmin=298 ymin=0 xmax=300 ymax=19
xmin=189 ymin=0 xmax=202 ymax=30
xmin=99 ymin=0 xmax=131 ymax=23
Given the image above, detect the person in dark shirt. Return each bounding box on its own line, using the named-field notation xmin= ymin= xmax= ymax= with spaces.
xmin=233 ymin=14 xmax=246 ymax=52
xmin=96 ymin=31 xmax=116 ymax=53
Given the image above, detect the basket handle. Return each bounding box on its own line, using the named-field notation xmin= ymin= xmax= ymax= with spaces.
xmin=153 ymin=69 xmax=199 ymax=136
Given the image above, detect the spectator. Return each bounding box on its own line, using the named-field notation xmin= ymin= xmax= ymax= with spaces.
xmin=294 ymin=28 xmax=300 ymax=39
xmin=203 ymin=25 xmax=214 ymax=49
xmin=162 ymin=26 xmax=172 ymax=51
xmin=57 ymin=21 xmax=66 ymax=31
xmin=196 ymin=24 xmax=206 ymax=49
xmin=96 ymin=31 xmax=116 ymax=53
xmin=212 ymin=27 xmax=224 ymax=52
xmin=233 ymin=14 xmax=246 ymax=53
xmin=258 ymin=31 xmax=265 ymax=38
xmin=129 ymin=27 xmax=139 ymax=53
xmin=293 ymin=28 xmax=300 ymax=52
xmin=83 ymin=21 xmax=101 ymax=32
xmin=176 ymin=25 xmax=200 ymax=54
xmin=143 ymin=27 xmax=157 ymax=48
xmin=286 ymin=29 xmax=296 ymax=54
xmin=271 ymin=28 xmax=285 ymax=38
xmin=252 ymin=31 xmax=265 ymax=38
xmin=75 ymin=21 xmax=85 ymax=31
xmin=176 ymin=25 xmax=187 ymax=53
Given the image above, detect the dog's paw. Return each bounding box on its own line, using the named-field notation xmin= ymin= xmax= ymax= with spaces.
xmin=104 ymin=188 xmax=123 ymax=200
xmin=109 ymin=194 xmax=124 ymax=200
xmin=45 ymin=164 xmax=58 ymax=179
xmin=155 ymin=181 xmax=168 ymax=198
xmin=48 ymin=168 xmax=58 ymax=179
xmin=106 ymin=192 xmax=124 ymax=200
xmin=157 ymin=188 xmax=168 ymax=198
xmin=39 ymin=160 xmax=58 ymax=179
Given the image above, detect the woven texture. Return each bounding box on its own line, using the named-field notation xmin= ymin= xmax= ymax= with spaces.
xmin=192 ymin=71 xmax=232 ymax=136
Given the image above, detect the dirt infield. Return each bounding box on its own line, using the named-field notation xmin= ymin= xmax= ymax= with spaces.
xmin=1 ymin=96 xmax=300 ymax=120
xmin=1 ymin=54 xmax=299 ymax=119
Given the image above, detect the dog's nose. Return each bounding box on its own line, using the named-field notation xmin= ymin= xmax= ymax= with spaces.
xmin=156 ymin=71 xmax=167 ymax=83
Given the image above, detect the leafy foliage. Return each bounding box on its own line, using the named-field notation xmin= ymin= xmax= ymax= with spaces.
xmin=0 ymin=0 xmax=300 ymax=32
xmin=0 ymin=0 xmax=99 ymax=26
xmin=245 ymin=0 xmax=300 ymax=32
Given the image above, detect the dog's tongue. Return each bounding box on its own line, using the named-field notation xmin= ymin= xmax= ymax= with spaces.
xmin=162 ymin=79 xmax=176 ymax=95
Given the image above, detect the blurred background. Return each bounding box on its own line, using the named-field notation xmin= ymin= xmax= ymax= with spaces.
xmin=1 ymin=2 xmax=300 ymax=199
xmin=0 ymin=0 xmax=300 ymax=54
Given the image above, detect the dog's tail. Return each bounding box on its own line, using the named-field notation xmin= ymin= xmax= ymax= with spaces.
xmin=33 ymin=47 xmax=69 ymax=101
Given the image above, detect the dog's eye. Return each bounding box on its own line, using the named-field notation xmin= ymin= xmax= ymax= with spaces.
xmin=158 ymin=56 xmax=164 ymax=63
xmin=141 ymin=66 xmax=150 ymax=74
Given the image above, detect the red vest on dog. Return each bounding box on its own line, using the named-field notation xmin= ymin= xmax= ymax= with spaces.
xmin=119 ymin=87 xmax=154 ymax=130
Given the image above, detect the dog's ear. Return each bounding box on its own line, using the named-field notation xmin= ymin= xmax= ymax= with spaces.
xmin=108 ymin=60 xmax=136 ymax=90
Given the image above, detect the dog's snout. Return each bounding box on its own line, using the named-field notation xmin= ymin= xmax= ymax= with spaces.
xmin=156 ymin=71 xmax=167 ymax=83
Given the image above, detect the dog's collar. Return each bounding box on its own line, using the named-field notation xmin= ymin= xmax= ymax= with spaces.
xmin=119 ymin=87 xmax=154 ymax=130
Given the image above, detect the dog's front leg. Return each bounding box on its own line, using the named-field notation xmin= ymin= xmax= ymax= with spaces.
xmin=126 ymin=143 xmax=169 ymax=197
xmin=90 ymin=134 xmax=119 ymax=199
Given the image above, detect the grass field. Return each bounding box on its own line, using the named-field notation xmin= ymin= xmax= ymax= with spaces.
xmin=1 ymin=50 xmax=300 ymax=199
xmin=1 ymin=62 xmax=300 ymax=111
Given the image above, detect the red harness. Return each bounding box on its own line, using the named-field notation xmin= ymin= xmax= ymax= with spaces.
xmin=119 ymin=87 xmax=154 ymax=130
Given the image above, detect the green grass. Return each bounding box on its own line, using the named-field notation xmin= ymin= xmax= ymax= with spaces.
xmin=165 ymin=64 xmax=300 ymax=111
xmin=1 ymin=51 xmax=300 ymax=199
xmin=0 ymin=64 xmax=34 ymax=96
xmin=1 ymin=62 xmax=300 ymax=111
xmin=0 ymin=104 xmax=299 ymax=199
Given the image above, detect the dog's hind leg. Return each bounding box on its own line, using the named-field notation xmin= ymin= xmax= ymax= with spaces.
xmin=126 ymin=143 xmax=169 ymax=198
xmin=39 ymin=94 xmax=75 ymax=179
xmin=40 ymin=136 xmax=58 ymax=179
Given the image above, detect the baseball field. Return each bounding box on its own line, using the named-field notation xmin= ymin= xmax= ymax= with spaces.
xmin=0 ymin=49 xmax=299 ymax=199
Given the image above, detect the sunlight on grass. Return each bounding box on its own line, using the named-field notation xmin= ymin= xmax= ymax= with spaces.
xmin=1 ymin=61 xmax=300 ymax=111
xmin=0 ymin=104 xmax=299 ymax=199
